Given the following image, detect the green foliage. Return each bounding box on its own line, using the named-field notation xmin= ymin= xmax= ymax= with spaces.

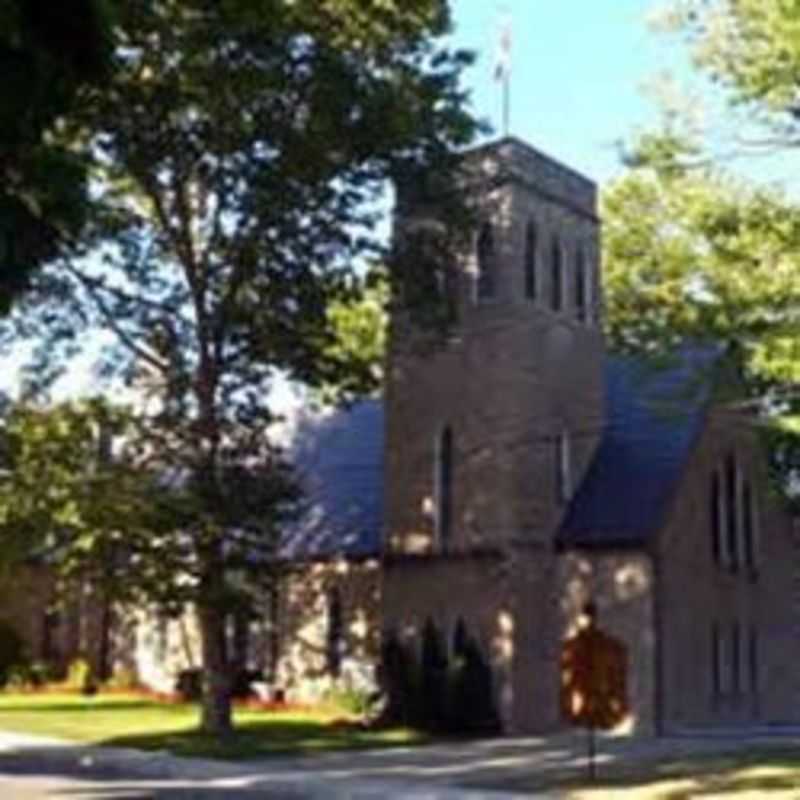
xmin=5 ymin=660 xmax=54 ymax=690
xmin=0 ymin=0 xmax=477 ymax=735
xmin=175 ymin=669 xmax=204 ymax=703
xmin=602 ymin=130 xmax=800 ymax=498
xmin=105 ymin=665 xmax=140 ymax=692
xmin=0 ymin=621 xmax=26 ymax=685
xmin=323 ymin=684 xmax=377 ymax=718
xmin=0 ymin=0 xmax=113 ymax=311
xmin=380 ymin=631 xmax=423 ymax=727
xmin=65 ymin=657 xmax=95 ymax=694
xmin=319 ymin=268 xmax=389 ymax=405
xmin=420 ymin=618 xmax=449 ymax=732
xmin=380 ymin=621 xmax=499 ymax=735
xmin=448 ymin=632 xmax=500 ymax=735
xmin=661 ymin=1 xmax=800 ymax=123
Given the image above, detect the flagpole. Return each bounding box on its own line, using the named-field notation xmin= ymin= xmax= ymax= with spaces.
xmin=503 ymin=71 xmax=510 ymax=138
xmin=494 ymin=10 xmax=512 ymax=139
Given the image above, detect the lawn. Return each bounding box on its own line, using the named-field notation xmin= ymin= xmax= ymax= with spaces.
xmin=0 ymin=692 xmax=424 ymax=759
xmin=565 ymin=749 xmax=800 ymax=799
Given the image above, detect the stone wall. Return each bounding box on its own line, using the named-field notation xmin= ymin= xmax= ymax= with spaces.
xmin=273 ymin=558 xmax=382 ymax=702
xmin=656 ymin=410 xmax=800 ymax=731
xmin=385 ymin=137 xmax=606 ymax=560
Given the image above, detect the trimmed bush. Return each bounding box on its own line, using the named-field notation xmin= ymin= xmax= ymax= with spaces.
xmin=379 ymin=630 xmax=422 ymax=726
xmin=379 ymin=620 xmax=500 ymax=736
xmin=420 ymin=618 xmax=449 ymax=732
xmin=0 ymin=621 xmax=26 ymax=686
xmin=449 ymin=634 xmax=500 ymax=735
xmin=66 ymin=657 xmax=96 ymax=695
xmin=175 ymin=668 xmax=203 ymax=702
xmin=231 ymin=668 xmax=262 ymax=699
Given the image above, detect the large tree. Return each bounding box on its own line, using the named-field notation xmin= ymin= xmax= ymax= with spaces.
xmin=603 ymin=131 xmax=800 ymax=502
xmin=3 ymin=0 xmax=476 ymax=734
xmin=602 ymin=2 xmax=800 ymax=498
xmin=0 ymin=0 xmax=113 ymax=309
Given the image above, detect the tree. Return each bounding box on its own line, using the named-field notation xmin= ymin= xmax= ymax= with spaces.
xmin=3 ymin=0 xmax=477 ymax=735
xmin=0 ymin=398 xmax=153 ymax=680
xmin=604 ymin=132 xmax=800 ymax=382
xmin=659 ymin=1 xmax=800 ymax=145
xmin=603 ymin=133 xmax=800 ymax=502
xmin=0 ymin=0 xmax=113 ymax=309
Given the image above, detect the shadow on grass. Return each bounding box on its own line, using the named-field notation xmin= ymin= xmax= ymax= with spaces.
xmin=554 ymin=749 xmax=800 ymax=798
xmin=100 ymin=717 xmax=426 ymax=760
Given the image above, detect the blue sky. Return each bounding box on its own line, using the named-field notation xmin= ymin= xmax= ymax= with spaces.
xmin=448 ymin=0 xmax=690 ymax=183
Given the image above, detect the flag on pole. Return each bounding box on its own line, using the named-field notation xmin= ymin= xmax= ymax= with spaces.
xmin=493 ymin=12 xmax=512 ymax=82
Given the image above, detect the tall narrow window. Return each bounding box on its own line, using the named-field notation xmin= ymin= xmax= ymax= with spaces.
xmin=326 ymin=588 xmax=343 ymax=677
xmin=742 ymin=481 xmax=754 ymax=571
xmin=551 ymin=236 xmax=563 ymax=311
xmin=711 ymin=471 xmax=721 ymax=565
xmin=725 ymin=453 xmax=739 ymax=570
xmin=575 ymin=247 xmax=587 ymax=321
xmin=711 ymin=622 xmax=722 ymax=702
xmin=476 ymin=223 xmax=495 ymax=301
xmin=748 ymin=625 xmax=759 ymax=698
xmin=731 ymin=621 xmax=741 ymax=695
xmin=524 ymin=221 xmax=537 ymax=300
xmin=557 ymin=429 xmax=572 ymax=503
xmin=435 ymin=426 xmax=454 ymax=549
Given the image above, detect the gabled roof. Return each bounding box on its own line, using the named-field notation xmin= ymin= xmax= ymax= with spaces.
xmin=279 ymin=347 xmax=723 ymax=560
xmin=557 ymin=346 xmax=723 ymax=549
xmin=279 ymin=399 xmax=383 ymax=560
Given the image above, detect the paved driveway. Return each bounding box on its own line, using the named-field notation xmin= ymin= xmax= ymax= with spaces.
xmin=0 ymin=728 xmax=798 ymax=798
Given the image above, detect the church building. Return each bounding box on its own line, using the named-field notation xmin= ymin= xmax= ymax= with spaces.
xmin=2 ymin=136 xmax=798 ymax=736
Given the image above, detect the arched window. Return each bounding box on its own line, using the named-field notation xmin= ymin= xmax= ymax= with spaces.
xmin=575 ymin=247 xmax=588 ymax=321
xmin=556 ymin=428 xmax=571 ymax=503
xmin=524 ymin=221 xmax=537 ymax=300
xmin=724 ymin=453 xmax=739 ymax=570
xmin=435 ymin=426 xmax=454 ymax=549
xmin=710 ymin=470 xmax=721 ymax=565
xmin=742 ymin=480 xmax=759 ymax=573
xmin=476 ymin=223 xmax=495 ymax=301
xmin=551 ymin=236 xmax=563 ymax=311
xmin=326 ymin=588 xmax=344 ymax=677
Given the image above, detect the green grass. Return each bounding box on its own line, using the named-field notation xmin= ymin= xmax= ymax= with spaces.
xmin=562 ymin=750 xmax=800 ymax=799
xmin=0 ymin=692 xmax=425 ymax=759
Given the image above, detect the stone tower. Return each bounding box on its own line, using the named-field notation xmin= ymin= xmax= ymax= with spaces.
xmin=382 ymin=137 xmax=607 ymax=733
xmin=384 ymin=137 xmax=605 ymax=556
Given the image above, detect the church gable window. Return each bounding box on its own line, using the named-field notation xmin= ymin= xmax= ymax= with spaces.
xmin=724 ymin=452 xmax=739 ymax=570
xmin=476 ymin=223 xmax=496 ymax=301
xmin=710 ymin=470 xmax=722 ymax=565
xmin=524 ymin=221 xmax=537 ymax=300
xmin=575 ymin=246 xmax=588 ymax=321
xmin=742 ymin=480 xmax=759 ymax=574
xmin=556 ymin=428 xmax=572 ymax=503
xmin=551 ymin=236 xmax=564 ymax=311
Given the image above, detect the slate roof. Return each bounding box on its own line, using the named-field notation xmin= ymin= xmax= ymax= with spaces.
xmin=279 ymin=398 xmax=384 ymax=560
xmin=280 ymin=347 xmax=722 ymax=559
xmin=557 ymin=346 xmax=722 ymax=549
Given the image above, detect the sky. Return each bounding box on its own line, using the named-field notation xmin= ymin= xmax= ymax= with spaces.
xmin=0 ymin=2 xmax=778 ymax=403
xmin=448 ymin=0 xmax=690 ymax=184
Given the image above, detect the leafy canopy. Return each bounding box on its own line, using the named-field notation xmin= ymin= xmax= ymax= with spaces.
xmin=1 ymin=0 xmax=477 ymax=733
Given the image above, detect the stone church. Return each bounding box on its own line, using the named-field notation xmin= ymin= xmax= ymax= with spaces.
xmin=2 ymin=136 xmax=798 ymax=735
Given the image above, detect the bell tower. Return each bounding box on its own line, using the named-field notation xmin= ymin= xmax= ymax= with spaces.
xmin=384 ymin=137 xmax=606 ymax=555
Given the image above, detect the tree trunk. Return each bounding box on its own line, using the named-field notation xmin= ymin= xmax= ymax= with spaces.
xmin=199 ymin=602 xmax=232 ymax=736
